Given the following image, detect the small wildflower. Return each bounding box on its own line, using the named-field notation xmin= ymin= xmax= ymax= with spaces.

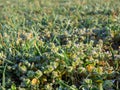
xmin=31 ymin=78 xmax=39 ymax=85
xmin=86 ymin=64 xmax=95 ymax=72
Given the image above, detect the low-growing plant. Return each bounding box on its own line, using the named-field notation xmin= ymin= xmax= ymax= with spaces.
xmin=0 ymin=0 xmax=120 ymax=89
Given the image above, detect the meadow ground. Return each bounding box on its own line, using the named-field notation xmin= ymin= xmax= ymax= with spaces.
xmin=0 ymin=0 xmax=120 ymax=90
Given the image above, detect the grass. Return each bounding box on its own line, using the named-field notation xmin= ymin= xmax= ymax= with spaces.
xmin=0 ymin=0 xmax=120 ymax=90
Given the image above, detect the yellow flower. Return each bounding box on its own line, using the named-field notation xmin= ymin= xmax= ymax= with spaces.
xmin=31 ymin=78 xmax=39 ymax=85
xmin=86 ymin=64 xmax=95 ymax=72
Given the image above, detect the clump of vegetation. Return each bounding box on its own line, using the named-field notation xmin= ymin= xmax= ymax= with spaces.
xmin=0 ymin=0 xmax=120 ymax=90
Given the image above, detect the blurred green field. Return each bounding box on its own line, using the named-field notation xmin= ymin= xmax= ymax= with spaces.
xmin=0 ymin=0 xmax=120 ymax=90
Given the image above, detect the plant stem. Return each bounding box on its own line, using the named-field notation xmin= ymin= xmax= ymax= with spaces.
xmin=99 ymin=83 xmax=103 ymax=90
xmin=2 ymin=64 xmax=7 ymax=89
